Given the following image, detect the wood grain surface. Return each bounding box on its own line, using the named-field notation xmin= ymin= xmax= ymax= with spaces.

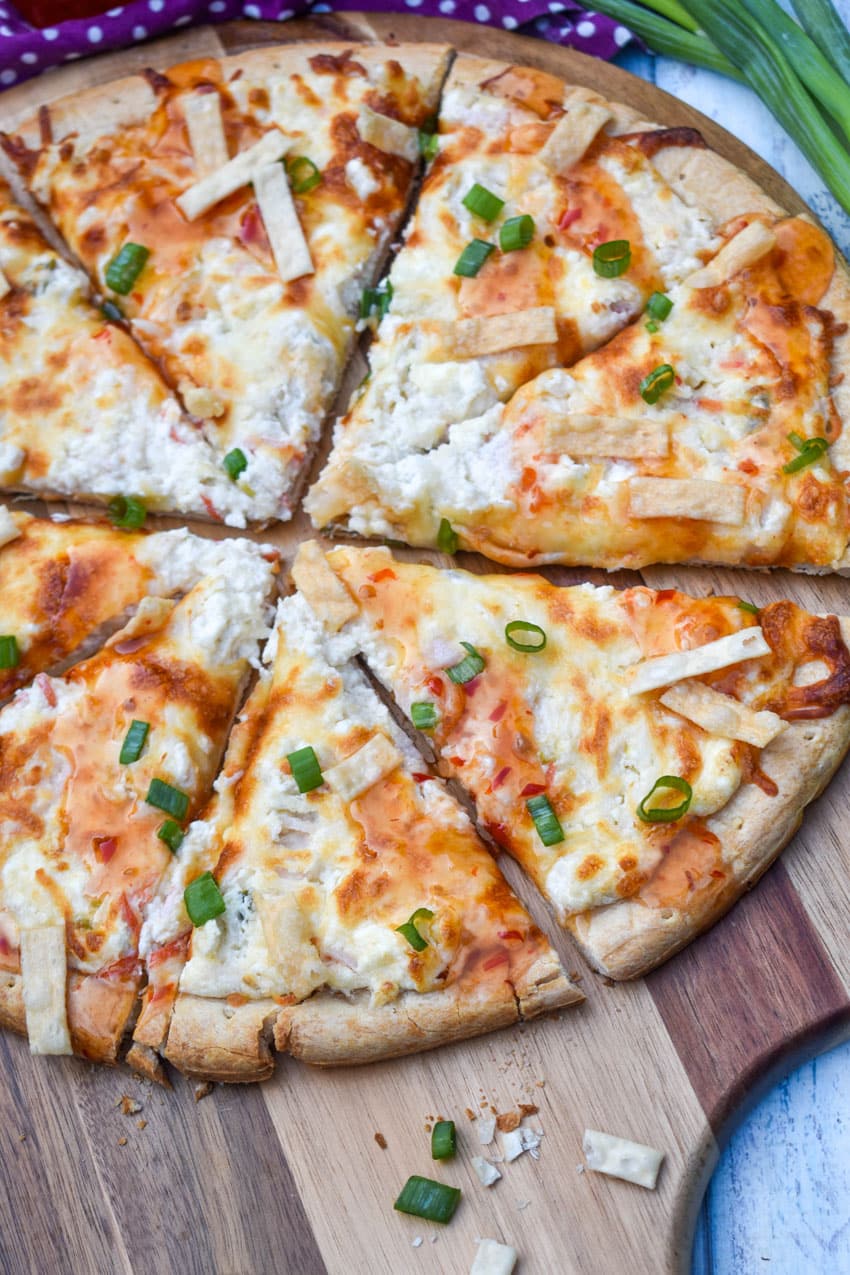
xmin=0 ymin=17 xmax=848 ymax=1275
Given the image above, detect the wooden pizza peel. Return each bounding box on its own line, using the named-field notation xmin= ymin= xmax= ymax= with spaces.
xmin=0 ymin=16 xmax=848 ymax=1274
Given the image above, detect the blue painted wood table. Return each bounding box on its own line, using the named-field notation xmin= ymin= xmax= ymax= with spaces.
xmin=617 ymin=12 xmax=850 ymax=1270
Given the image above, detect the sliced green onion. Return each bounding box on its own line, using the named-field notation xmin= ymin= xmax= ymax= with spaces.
xmin=505 ymin=620 xmax=547 ymax=654
xmin=639 ymin=364 xmax=676 ymax=405
xmin=285 ymin=155 xmax=322 ymax=194
xmin=394 ymin=1176 xmax=461 ymax=1224
xmin=636 ymin=775 xmax=693 ymax=824
xmin=104 ymin=242 xmax=150 ymax=295
xmin=184 ymin=871 xmax=226 ymax=927
xmin=738 ymin=600 xmax=760 ymax=616
xmin=146 ymin=778 xmax=190 ymax=820
xmin=0 ymin=635 xmax=19 ymax=670
xmin=411 ymin=702 xmax=438 ymax=731
xmin=453 ymin=239 xmax=495 ymax=278
xmin=360 ymin=280 xmax=393 ymax=319
xmin=396 ymin=907 xmax=434 ymax=952
xmin=431 ymin=1120 xmax=457 ymax=1160
xmin=223 ymin=447 xmax=248 ymax=480
xmin=446 ymin=642 xmax=485 ymax=685
xmin=782 ymin=433 xmax=829 ymax=473
xmin=462 ymin=183 xmax=505 ymax=222
xmin=108 ymin=496 xmax=146 ymax=531
xmin=418 ymin=129 xmax=439 ymax=161
xmin=646 ymin=319 xmax=659 ymax=334
xmin=100 ymin=299 xmax=124 ymax=322
xmin=119 ymin=719 xmax=149 ymax=765
xmin=592 ymin=239 xmax=631 ymax=278
xmin=157 ymin=820 xmax=184 ymax=853
xmin=526 ymin=793 xmax=564 ymax=846
xmin=499 ymin=214 xmax=535 ymax=252
xmin=437 ymin=518 xmax=458 ymax=555
xmin=647 ymin=291 xmax=673 ymax=321
xmin=287 ymin=745 xmax=323 ymax=793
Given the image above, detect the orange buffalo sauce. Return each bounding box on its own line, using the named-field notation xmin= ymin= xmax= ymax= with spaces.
xmin=639 ymin=823 xmax=725 ymax=910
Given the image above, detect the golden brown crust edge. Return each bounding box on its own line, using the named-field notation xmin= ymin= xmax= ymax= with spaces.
xmin=0 ymin=969 xmax=138 ymax=1064
xmin=567 ymin=703 xmax=850 ymax=980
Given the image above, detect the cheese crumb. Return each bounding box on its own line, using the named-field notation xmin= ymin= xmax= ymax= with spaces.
xmin=412 ymin=1236 xmax=423 ymax=1248
xmin=501 ymin=1126 xmax=543 ymax=1162
xmin=477 ymin=1114 xmax=497 ymax=1145
xmin=471 ymin=1156 xmax=502 ymax=1187
xmin=470 ymin=1237 xmax=518 ymax=1275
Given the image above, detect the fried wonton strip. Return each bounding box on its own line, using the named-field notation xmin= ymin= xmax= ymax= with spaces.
xmin=440 ymin=307 xmax=557 ymax=359
xmin=0 ymin=506 xmax=21 ymax=548
xmin=253 ymin=161 xmax=314 ymax=284
xmin=20 ymin=925 xmax=72 ymax=1055
xmin=583 ymin=1129 xmax=664 ymax=1190
xmin=0 ymin=264 xmax=10 ymax=300
xmin=292 ymin=541 xmax=359 ymax=632
xmin=176 ymin=129 xmax=290 ymax=221
xmin=628 ymin=478 xmax=746 ymax=525
xmin=546 ymin=413 xmax=669 ymax=459
xmin=686 ymin=220 xmax=776 ymax=288
xmin=358 ymin=105 xmax=418 ymax=161
xmin=628 ymin=627 xmax=772 ymax=694
xmin=182 ymin=90 xmax=229 ymax=179
xmin=324 ymin=733 xmax=403 ymax=801
xmin=539 ymin=101 xmax=613 ymax=172
xmin=660 ymin=679 xmax=786 ymax=747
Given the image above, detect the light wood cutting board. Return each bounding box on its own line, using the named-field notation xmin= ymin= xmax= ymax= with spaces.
xmin=0 ymin=16 xmax=848 ymax=1275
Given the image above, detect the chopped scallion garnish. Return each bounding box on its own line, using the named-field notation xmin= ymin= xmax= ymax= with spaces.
xmin=636 ymin=775 xmax=693 ymax=824
xmin=287 ymin=745 xmax=323 ymax=793
xmin=505 ymin=620 xmax=547 ymax=653
xmin=437 ymin=517 xmax=458 ymax=555
xmin=0 ymin=635 xmax=19 ymax=670
xmin=431 ymin=1120 xmax=457 ymax=1160
xmin=418 ymin=129 xmax=439 ymax=161
xmin=146 ymin=778 xmax=190 ymax=820
xmin=119 ymin=719 xmax=149 ymax=765
xmin=462 ymin=183 xmax=504 ymax=222
xmin=285 ymin=155 xmax=322 ymax=194
xmin=646 ymin=319 xmax=659 ymax=333
xmin=411 ymin=702 xmax=438 ymax=731
xmin=108 ymin=496 xmax=146 ymax=531
xmin=396 ymin=906 xmax=434 ymax=952
xmin=105 ymin=242 xmax=150 ymax=295
xmin=394 ymin=1176 xmax=461 ymax=1224
xmin=499 ymin=214 xmax=535 ymax=252
xmin=782 ymin=432 xmax=829 ymax=473
xmin=184 ymin=871 xmax=226 ymax=927
xmin=223 ymin=447 xmax=248 ymax=480
xmin=639 ymin=364 xmax=675 ymax=405
xmin=592 ymin=239 xmax=631 ymax=278
xmin=360 ymin=280 xmax=393 ymax=320
xmin=526 ymin=793 xmax=564 ymax=846
xmin=646 ymin=291 xmax=673 ymax=321
xmin=100 ymin=299 xmax=124 ymax=322
xmin=453 ymin=239 xmax=495 ymax=278
xmin=157 ymin=820 xmax=184 ymax=853
xmin=738 ymin=600 xmax=760 ymax=616
xmin=446 ymin=642 xmax=485 ymax=685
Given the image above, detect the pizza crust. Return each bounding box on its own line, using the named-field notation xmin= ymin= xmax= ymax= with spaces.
xmin=0 ymin=968 xmax=138 ymax=1063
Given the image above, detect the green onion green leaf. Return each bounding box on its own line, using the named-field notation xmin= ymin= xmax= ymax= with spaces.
xmin=223 ymin=447 xmax=248 ymax=480
xmin=592 ymin=239 xmax=631 ymax=278
xmin=526 ymin=793 xmax=564 ymax=846
xmin=782 ymin=433 xmax=829 ymax=473
xmin=636 ymin=775 xmax=693 ymax=824
xmin=411 ymin=702 xmax=438 ymax=731
xmin=184 ymin=871 xmax=226 ymax=927
xmin=446 ymin=642 xmax=485 ymax=685
xmin=394 ymin=1175 xmax=461 ymax=1224
xmin=119 ymin=719 xmax=149 ymax=765
xmin=639 ymin=364 xmax=676 ymax=405
xmin=108 ymin=496 xmax=146 ymax=531
xmin=647 ymin=291 xmax=673 ymax=321
xmin=396 ymin=906 xmax=434 ymax=952
xmin=157 ymin=819 xmax=184 ymax=853
xmin=738 ymin=600 xmax=760 ymax=616
xmin=285 ymin=155 xmax=322 ymax=194
xmin=418 ymin=129 xmax=439 ymax=161
xmin=105 ymin=242 xmax=150 ymax=295
xmin=505 ymin=620 xmax=547 ymax=654
xmin=431 ymin=1120 xmax=457 ymax=1160
xmin=499 ymin=214 xmax=535 ymax=252
xmin=287 ymin=745 xmax=323 ymax=793
xmin=360 ymin=280 xmax=393 ymax=320
xmin=646 ymin=319 xmax=659 ymax=333
xmin=146 ymin=778 xmax=190 ymax=820
xmin=453 ymin=239 xmax=495 ymax=278
xmin=100 ymin=299 xmax=124 ymax=322
xmin=437 ymin=517 xmax=459 ymax=555
xmin=462 ymin=183 xmax=505 ymax=222
xmin=0 ymin=635 xmax=20 ymax=670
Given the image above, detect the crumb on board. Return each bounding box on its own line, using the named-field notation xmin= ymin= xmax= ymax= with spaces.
xmin=518 ymin=1104 xmax=538 ymax=1119
xmin=496 ymin=1111 xmax=521 ymax=1133
xmin=465 ymin=1108 xmax=476 ymax=1121
xmin=412 ymin=1237 xmax=423 ymax=1248
xmin=136 ymin=1120 xmax=147 ymax=1131
xmin=374 ymin=1132 xmax=387 ymax=1150
xmin=193 ymin=1081 xmax=213 ymax=1102
xmin=424 ymin=1123 xmax=432 ymax=1133
xmin=18 ymin=1134 xmax=25 ymax=1142
xmin=516 ymin=1199 xmax=530 ymax=1211
xmin=119 ymin=1095 xmax=142 ymax=1116
xmin=117 ymin=1137 xmax=127 ymax=1147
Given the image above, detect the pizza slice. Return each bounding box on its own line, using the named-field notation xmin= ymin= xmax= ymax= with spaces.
xmin=301 ymin=543 xmax=850 ymax=979
xmin=0 ymin=536 xmax=277 ymax=1063
xmin=0 ymin=181 xmax=264 ymax=524
xmin=133 ymin=585 xmax=581 ymax=1083
xmin=5 ymin=42 xmax=450 ymax=524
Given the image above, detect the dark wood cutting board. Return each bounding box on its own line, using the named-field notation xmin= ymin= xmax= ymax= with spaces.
xmin=0 ymin=16 xmax=848 ymax=1275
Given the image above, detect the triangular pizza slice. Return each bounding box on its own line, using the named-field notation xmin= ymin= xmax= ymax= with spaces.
xmin=302 ymin=543 xmax=850 ymax=979
xmin=5 ymin=43 xmax=449 ymax=524
xmin=0 ymin=535 xmax=277 ymax=1063
xmin=134 ymin=585 xmax=581 ymax=1083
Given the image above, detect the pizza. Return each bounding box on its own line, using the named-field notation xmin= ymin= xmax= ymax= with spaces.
xmin=307 ymin=61 xmax=850 ymax=575
xmin=0 ymin=525 xmax=278 ymax=1063
xmin=133 ymin=581 xmax=580 ymax=1081
xmin=4 ymin=43 xmax=450 ymax=524
xmin=297 ymin=542 xmax=850 ymax=979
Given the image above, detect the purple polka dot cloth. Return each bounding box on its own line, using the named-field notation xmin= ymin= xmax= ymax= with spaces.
xmin=0 ymin=2 xmax=635 ymax=89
